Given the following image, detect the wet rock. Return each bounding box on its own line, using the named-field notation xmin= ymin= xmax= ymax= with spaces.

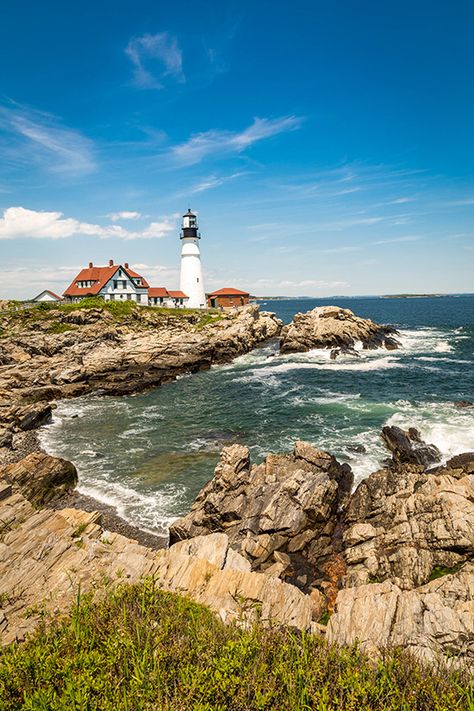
xmin=169 ymin=441 xmax=353 ymax=593
xmin=12 ymin=403 xmax=56 ymax=432
xmin=381 ymin=425 xmax=441 ymax=467
xmin=0 ymin=452 xmax=77 ymax=505
xmin=280 ymin=306 xmax=400 ymax=354
xmin=330 ymin=346 xmax=360 ymax=360
xmin=454 ymin=400 xmax=474 ymax=408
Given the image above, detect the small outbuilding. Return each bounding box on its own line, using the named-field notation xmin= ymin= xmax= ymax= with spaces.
xmin=207 ymin=288 xmax=250 ymax=308
xmin=32 ymin=290 xmax=63 ymax=303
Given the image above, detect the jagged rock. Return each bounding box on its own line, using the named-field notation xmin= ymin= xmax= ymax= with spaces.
xmin=342 ymin=455 xmax=474 ymax=589
xmin=279 ymin=306 xmax=400 ymax=354
xmin=13 ymin=403 xmax=56 ymax=431
xmin=0 ymin=452 xmax=77 ymax=505
xmin=327 ymin=564 xmax=474 ymax=668
xmin=169 ymin=441 xmax=353 ymax=594
xmin=0 ymin=484 xmax=311 ymax=645
xmin=381 ymin=425 xmax=441 ymax=467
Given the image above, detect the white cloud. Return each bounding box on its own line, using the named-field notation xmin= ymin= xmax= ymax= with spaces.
xmin=171 ymin=115 xmax=302 ymax=166
xmin=371 ymin=235 xmax=421 ymax=245
xmin=126 ymin=32 xmax=184 ymax=89
xmin=0 ymin=103 xmax=97 ymax=176
xmin=184 ymin=171 xmax=248 ymax=195
xmin=108 ymin=211 xmax=142 ymax=221
xmin=0 ymin=207 xmax=176 ymax=241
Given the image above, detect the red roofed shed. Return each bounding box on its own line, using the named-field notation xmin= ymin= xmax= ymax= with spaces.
xmin=207 ymin=288 xmax=250 ymax=308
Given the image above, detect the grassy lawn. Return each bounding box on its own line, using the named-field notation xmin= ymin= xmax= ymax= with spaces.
xmin=0 ymin=579 xmax=471 ymax=710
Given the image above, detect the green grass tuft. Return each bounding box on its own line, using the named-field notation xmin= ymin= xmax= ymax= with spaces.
xmin=0 ymin=579 xmax=471 ymax=710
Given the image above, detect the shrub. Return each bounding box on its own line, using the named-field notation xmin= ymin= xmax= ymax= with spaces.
xmin=0 ymin=580 xmax=471 ymax=710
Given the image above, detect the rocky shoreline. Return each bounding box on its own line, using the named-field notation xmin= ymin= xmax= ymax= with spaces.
xmin=1 ymin=301 xmax=472 ymax=669
xmin=0 ymin=303 xmax=282 ymax=547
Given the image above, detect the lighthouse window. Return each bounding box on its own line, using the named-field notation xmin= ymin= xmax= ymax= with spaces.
xmin=197 ymin=278 xmax=199 ymax=282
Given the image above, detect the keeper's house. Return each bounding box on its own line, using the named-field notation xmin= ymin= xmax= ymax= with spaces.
xmin=207 ymin=288 xmax=250 ymax=308
xmin=63 ymin=261 xmax=189 ymax=308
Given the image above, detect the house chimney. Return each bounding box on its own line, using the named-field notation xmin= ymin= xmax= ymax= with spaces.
xmin=88 ymin=262 xmax=93 ymax=269
xmin=124 ymin=262 xmax=129 ymax=269
xmin=109 ymin=259 xmax=114 ymax=266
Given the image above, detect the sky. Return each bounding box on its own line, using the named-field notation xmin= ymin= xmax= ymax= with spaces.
xmin=0 ymin=0 xmax=473 ymax=298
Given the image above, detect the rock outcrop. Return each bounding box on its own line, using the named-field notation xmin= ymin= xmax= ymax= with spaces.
xmin=170 ymin=442 xmax=353 ymax=602
xmin=381 ymin=425 xmax=441 ymax=467
xmin=279 ymin=306 xmax=400 ymax=354
xmin=0 ymin=305 xmax=281 ymax=428
xmin=0 ymin=477 xmax=311 ymax=645
xmin=170 ymin=434 xmax=474 ymax=666
xmin=0 ymin=452 xmax=77 ymax=505
xmin=327 ymin=564 xmax=474 ymax=665
xmin=342 ymin=452 xmax=474 ymax=590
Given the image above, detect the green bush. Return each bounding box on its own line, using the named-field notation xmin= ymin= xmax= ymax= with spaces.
xmin=0 ymin=580 xmax=471 ymax=710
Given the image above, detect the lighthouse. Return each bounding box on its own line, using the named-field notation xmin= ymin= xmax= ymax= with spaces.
xmin=179 ymin=209 xmax=206 ymax=309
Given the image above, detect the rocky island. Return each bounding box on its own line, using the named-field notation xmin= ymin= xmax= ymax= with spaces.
xmin=280 ymin=305 xmax=401 ymax=356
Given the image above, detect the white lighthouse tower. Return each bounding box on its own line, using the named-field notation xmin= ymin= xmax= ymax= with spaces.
xmin=179 ymin=208 xmax=206 ymax=309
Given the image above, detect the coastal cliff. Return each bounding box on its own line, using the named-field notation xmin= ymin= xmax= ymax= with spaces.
xmin=0 ymin=300 xmax=281 ymax=449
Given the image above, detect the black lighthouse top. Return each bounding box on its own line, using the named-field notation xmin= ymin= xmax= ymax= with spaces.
xmin=181 ymin=208 xmax=200 ymax=239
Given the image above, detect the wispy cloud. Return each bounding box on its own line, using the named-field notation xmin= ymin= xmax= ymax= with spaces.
xmin=371 ymin=235 xmax=422 ymax=245
xmin=0 ymin=207 xmax=176 ymax=241
xmin=170 ymin=115 xmax=303 ymax=166
xmin=0 ymin=103 xmax=97 ymax=176
xmin=181 ymin=171 xmax=248 ymax=195
xmin=126 ymin=32 xmax=184 ymax=89
xmin=107 ymin=211 xmax=142 ymax=221
xmin=437 ymin=197 xmax=474 ymax=207
xmin=321 ymin=246 xmax=360 ymax=254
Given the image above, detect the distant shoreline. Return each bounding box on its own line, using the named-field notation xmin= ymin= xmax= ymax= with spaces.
xmin=254 ymin=293 xmax=474 ymax=301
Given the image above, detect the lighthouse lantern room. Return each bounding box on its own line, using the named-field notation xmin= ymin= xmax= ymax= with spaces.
xmin=179 ymin=209 xmax=206 ymax=308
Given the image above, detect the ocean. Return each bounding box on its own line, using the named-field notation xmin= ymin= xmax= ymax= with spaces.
xmin=39 ymin=296 xmax=474 ymax=538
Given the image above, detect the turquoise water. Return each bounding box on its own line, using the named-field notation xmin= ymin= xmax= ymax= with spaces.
xmin=40 ymin=296 xmax=474 ymax=536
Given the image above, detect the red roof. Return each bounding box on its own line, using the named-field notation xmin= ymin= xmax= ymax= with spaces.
xmin=207 ymin=287 xmax=250 ymax=297
xmin=148 ymin=287 xmax=169 ymax=298
xmin=168 ymin=290 xmax=188 ymax=299
xmin=63 ymin=263 xmax=148 ymax=297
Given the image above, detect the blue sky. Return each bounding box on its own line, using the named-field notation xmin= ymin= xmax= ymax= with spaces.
xmin=1 ymin=0 xmax=473 ymax=298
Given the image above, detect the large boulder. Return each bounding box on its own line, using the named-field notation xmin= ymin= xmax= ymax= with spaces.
xmin=279 ymin=306 xmax=400 ymax=354
xmin=169 ymin=441 xmax=353 ymax=597
xmin=0 ymin=452 xmax=78 ymax=505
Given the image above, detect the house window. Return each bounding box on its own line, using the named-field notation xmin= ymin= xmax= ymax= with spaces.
xmin=127 ymin=294 xmax=132 ymax=301
xmin=113 ymin=280 xmax=118 ymax=289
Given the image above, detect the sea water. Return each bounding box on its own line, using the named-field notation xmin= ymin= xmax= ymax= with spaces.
xmin=39 ymin=296 xmax=474 ymax=537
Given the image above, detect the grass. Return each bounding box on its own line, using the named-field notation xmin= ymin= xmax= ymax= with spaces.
xmin=0 ymin=579 xmax=471 ymax=711
xmin=429 ymin=561 xmax=467 ymax=581
xmin=0 ymin=297 xmax=225 ymax=333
